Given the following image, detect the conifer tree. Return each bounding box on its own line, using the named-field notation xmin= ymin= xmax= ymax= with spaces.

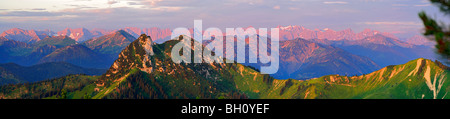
xmin=419 ymin=0 xmax=450 ymax=64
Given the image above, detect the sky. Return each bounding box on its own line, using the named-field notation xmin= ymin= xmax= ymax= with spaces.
xmin=0 ymin=0 xmax=444 ymax=39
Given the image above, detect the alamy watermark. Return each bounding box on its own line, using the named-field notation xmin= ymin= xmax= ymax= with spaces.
xmin=170 ymin=20 xmax=279 ymax=74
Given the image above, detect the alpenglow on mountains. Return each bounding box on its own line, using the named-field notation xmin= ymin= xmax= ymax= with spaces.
xmin=0 ymin=26 xmax=439 ymax=83
xmin=0 ymin=26 xmax=431 ymax=44
xmin=0 ymin=34 xmax=448 ymax=99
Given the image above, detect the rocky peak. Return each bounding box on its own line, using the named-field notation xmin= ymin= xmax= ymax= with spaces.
xmin=138 ymin=34 xmax=154 ymax=56
xmin=0 ymin=28 xmax=42 ymax=43
xmin=98 ymin=34 xmax=155 ymax=84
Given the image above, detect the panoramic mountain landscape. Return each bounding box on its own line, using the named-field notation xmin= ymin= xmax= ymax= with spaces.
xmin=2 ymin=1 xmax=450 ymax=118
xmin=0 ymin=27 xmax=443 ymax=83
xmin=2 ymin=27 xmax=434 ymax=80
xmin=0 ymin=34 xmax=447 ymax=99
xmin=0 ymin=0 xmax=448 ymax=101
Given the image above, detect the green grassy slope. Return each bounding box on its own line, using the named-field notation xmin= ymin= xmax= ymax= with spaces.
xmin=0 ymin=74 xmax=98 ymax=99
xmin=248 ymin=58 xmax=449 ymax=99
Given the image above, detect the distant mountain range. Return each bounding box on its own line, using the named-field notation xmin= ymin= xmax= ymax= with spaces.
xmin=220 ymin=36 xmax=381 ymax=79
xmin=405 ymin=35 xmax=435 ymax=46
xmin=0 ymin=28 xmax=52 ymax=43
xmin=277 ymin=25 xmax=400 ymax=41
xmin=0 ymin=34 xmax=447 ymax=99
xmin=210 ymin=34 xmax=433 ymax=79
xmin=57 ymin=28 xmax=102 ymax=43
xmin=0 ymin=26 xmax=431 ymax=44
xmin=0 ymin=30 xmax=135 ymax=68
xmin=274 ymin=38 xmax=380 ymax=79
xmin=0 ymin=27 xmax=438 ymax=80
xmin=305 ymin=34 xmax=437 ymax=67
xmin=0 ymin=27 xmax=171 ymax=43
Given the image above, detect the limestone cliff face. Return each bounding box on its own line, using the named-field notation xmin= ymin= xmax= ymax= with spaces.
xmin=99 ymin=34 xmax=155 ymax=84
xmin=140 ymin=34 xmax=154 ymax=56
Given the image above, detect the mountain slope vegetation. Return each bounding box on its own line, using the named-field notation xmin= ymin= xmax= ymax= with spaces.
xmin=0 ymin=62 xmax=106 ymax=85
